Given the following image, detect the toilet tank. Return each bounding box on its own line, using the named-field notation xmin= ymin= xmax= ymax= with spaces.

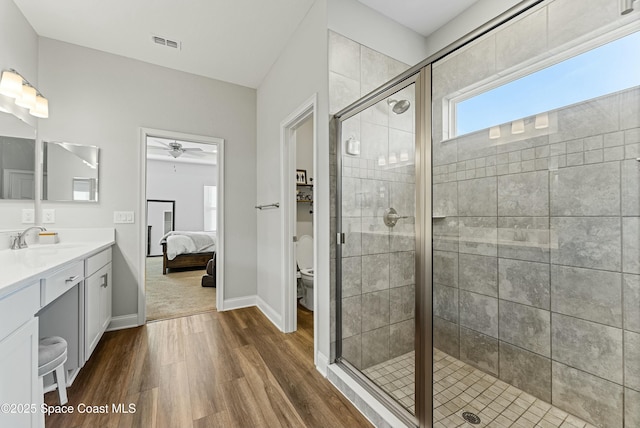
xmin=296 ymin=235 xmax=313 ymax=269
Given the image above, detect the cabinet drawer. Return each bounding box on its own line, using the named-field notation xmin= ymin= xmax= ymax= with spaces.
xmin=40 ymin=261 xmax=84 ymax=307
xmin=86 ymin=247 xmax=112 ymax=277
xmin=0 ymin=283 xmax=39 ymax=339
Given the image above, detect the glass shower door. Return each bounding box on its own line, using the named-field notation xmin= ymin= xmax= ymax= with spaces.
xmin=337 ymin=79 xmax=419 ymax=418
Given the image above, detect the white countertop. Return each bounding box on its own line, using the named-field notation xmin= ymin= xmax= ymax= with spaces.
xmin=0 ymin=229 xmax=115 ymax=298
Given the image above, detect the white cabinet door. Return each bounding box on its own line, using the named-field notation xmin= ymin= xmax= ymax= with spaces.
xmin=85 ymin=263 xmax=111 ymax=361
xmin=0 ymin=317 xmax=40 ymax=428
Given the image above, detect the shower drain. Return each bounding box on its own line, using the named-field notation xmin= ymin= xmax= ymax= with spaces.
xmin=462 ymin=411 xmax=481 ymax=424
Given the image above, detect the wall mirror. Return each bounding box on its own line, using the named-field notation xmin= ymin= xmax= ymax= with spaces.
xmin=43 ymin=141 xmax=100 ymax=202
xmin=0 ymin=112 xmax=37 ymax=200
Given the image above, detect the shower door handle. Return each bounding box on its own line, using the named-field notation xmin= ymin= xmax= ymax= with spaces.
xmin=383 ymin=207 xmax=408 ymax=227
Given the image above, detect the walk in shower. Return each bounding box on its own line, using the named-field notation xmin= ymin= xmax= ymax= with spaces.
xmin=333 ymin=1 xmax=640 ymax=427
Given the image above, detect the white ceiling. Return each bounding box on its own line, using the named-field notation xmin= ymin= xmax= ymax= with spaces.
xmin=357 ymin=0 xmax=479 ymax=37
xmin=147 ymin=137 xmax=217 ymax=165
xmin=13 ymin=0 xmax=315 ymax=89
xmin=13 ymin=0 xmax=478 ymax=89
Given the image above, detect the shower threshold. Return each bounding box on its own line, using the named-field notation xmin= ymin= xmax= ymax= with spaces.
xmin=362 ymin=349 xmax=596 ymax=427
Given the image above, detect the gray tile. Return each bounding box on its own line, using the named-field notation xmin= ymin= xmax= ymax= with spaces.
xmin=362 ymin=290 xmax=389 ymax=333
xmin=433 ymin=251 xmax=458 ymax=288
xmin=499 ymin=300 xmax=550 ymax=357
xmin=459 ymin=216 xmax=497 ymax=256
xmin=620 ymin=86 xmax=640 ymax=130
xmin=361 ymin=326 xmax=390 ymax=369
xmin=498 ymin=171 xmax=549 ymax=216
xmin=457 ymin=130 xmax=498 ymax=162
xmin=390 ymin=319 xmax=414 ymax=359
xmin=342 ymin=334 xmax=362 ymax=369
xmin=433 ymin=139 xmax=457 ymax=166
xmin=625 ymin=330 xmax=640 ymax=391
xmin=624 ymin=274 xmax=640 ymax=333
xmin=499 ymin=258 xmax=550 ymax=310
xmin=342 ymin=217 xmax=362 ymax=257
xmin=459 ymin=327 xmax=498 ymax=376
xmin=434 ymin=284 xmax=458 ymax=323
xmin=434 ymin=316 xmax=459 ymax=358
xmin=360 ymin=121 xmax=388 ymax=162
xmin=341 ymin=256 xmax=362 ymax=298
xmin=342 ymin=295 xmax=361 ymax=338
xmin=552 ymin=313 xmax=623 ymax=383
xmin=329 ymin=71 xmax=360 ymax=114
xmin=361 ymin=254 xmax=389 ymax=293
xmin=498 ymin=217 xmax=550 ymax=263
xmin=623 ymin=217 xmax=640 ymax=274
xmin=550 ymin=162 xmax=620 ymax=216
xmin=458 ymin=177 xmax=497 ymax=216
xmin=389 ymin=216 xmax=415 ymax=252
xmin=499 ymin=341 xmax=551 ymax=402
xmin=550 ymin=217 xmax=621 ymax=271
xmin=361 ymin=179 xmax=389 ymax=218
xmin=433 ymin=217 xmax=459 ymax=252
xmin=552 ymin=361 xmax=623 ymax=428
xmin=622 ymin=160 xmax=640 ymax=216
xmin=459 ymin=290 xmax=498 ymax=338
xmin=389 ymin=181 xmax=415 ymax=219
xmin=459 ymin=254 xmax=497 ymax=297
xmin=433 ymin=182 xmax=458 ymax=216
xmin=390 ymin=284 xmax=414 ymax=324
xmin=361 ymin=216 xmax=389 ymax=255
xmin=390 ymin=251 xmax=414 ymax=288
xmin=626 ymin=388 xmax=640 ymax=428
xmin=551 ymin=265 xmax=622 ymax=327
xmin=329 ymin=31 xmax=360 ymax=80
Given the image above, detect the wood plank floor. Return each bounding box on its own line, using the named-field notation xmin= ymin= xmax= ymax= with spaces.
xmin=44 ymin=306 xmax=372 ymax=428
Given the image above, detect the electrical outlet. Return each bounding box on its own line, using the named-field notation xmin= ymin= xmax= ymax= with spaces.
xmin=43 ymin=209 xmax=56 ymax=224
xmin=21 ymin=208 xmax=35 ymax=224
xmin=113 ymin=211 xmax=135 ymax=224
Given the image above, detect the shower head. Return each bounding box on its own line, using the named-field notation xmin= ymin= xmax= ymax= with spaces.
xmin=388 ymin=98 xmax=411 ymax=115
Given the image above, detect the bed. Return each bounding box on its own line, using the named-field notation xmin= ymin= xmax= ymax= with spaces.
xmin=160 ymin=231 xmax=216 ymax=275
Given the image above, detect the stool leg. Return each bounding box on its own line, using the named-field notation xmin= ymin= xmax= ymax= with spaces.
xmin=53 ymin=364 xmax=68 ymax=405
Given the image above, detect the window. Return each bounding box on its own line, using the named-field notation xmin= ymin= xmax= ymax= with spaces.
xmin=453 ymin=31 xmax=640 ymax=137
xmin=204 ymin=185 xmax=217 ymax=232
xmin=72 ymin=178 xmax=97 ymax=201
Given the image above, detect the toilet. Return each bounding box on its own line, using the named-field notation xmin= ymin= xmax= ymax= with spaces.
xmin=296 ymin=235 xmax=314 ymax=311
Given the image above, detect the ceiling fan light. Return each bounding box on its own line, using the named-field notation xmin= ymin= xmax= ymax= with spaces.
xmin=169 ymin=150 xmax=181 ymax=158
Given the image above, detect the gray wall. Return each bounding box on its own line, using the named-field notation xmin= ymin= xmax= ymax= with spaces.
xmin=329 ymin=31 xmax=415 ymax=369
xmin=37 ymin=37 xmax=257 ymax=317
xmin=296 ymin=117 xmax=313 ymax=239
xmin=431 ymin=1 xmax=640 ymax=426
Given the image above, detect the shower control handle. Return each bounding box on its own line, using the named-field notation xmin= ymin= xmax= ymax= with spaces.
xmin=383 ymin=207 xmax=408 ymax=227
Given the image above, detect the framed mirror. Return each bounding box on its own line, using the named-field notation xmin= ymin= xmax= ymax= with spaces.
xmin=0 ymin=112 xmax=36 ymax=200
xmin=43 ymin=141 xmax=99 ymax=202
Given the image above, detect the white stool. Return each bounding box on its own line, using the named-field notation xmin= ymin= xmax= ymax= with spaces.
xmin=38 ymin=336 xmax=68 ymax=405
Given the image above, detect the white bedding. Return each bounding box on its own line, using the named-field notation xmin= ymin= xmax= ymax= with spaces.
xmin=161 ymin=231 xmax=216 ymax=260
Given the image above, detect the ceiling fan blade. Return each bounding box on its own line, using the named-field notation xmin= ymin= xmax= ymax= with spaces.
xmin=182 ymin=147 xmax=203 ymax=152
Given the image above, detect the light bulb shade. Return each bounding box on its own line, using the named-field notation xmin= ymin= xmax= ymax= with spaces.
xmin=511 ymin=119 xmax=525 ymax=134
xmin=29 ymin=95 xmax=49 ymax=118
xmin=15 ymin=85 xmax=37 ymax=109
xmin=534 ymin=112 xmax=549 ymax=129
xmin=489 ymin=126 xmax=501 ymax=139
xmin=389 ymin=152 xmax=398 ymax=164
xmin=0 ymin=71 xmax=23 ymax=98
xmin=378 ymin=155 xmax=386 ymax=166
xmin=400 ymin=150 xmax=409 ymax=162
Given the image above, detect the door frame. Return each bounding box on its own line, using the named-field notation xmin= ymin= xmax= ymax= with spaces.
xmin=146 ymin=199 xmax=176 ymax=256
xmin=137 ymin=127 xmax=225 ymax=325
xmin=280 ymin=94 xmax=317 ymax=348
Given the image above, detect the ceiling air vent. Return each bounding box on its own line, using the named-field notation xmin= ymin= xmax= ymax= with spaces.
xmin=151 ymin=35 xmax=181 ymax=50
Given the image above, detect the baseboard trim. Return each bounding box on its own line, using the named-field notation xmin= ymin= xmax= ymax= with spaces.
xmin=107 ymin=314 xmax=139 ymax=331
xmin=221 ymin=295 xmax=257 ymax=311
xmin=316 ymin=351 xmax=329 ymax=377
xmin=256 ymin=295 xmax=283 ymax=331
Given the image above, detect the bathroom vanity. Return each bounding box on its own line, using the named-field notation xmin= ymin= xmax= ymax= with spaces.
xmin=0 ymin=229 xmax=114 ymax=428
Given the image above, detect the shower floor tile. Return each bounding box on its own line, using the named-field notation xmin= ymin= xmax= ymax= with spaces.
xmin=362 ymin=349 xmax=597 ymax=428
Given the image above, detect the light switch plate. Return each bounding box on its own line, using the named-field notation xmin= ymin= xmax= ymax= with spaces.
xmin=113 ymin=211 xmax=135 ymax=224
xmin=21 ymin=208 xmax=35 ymax=224
xmin=43 ymin=209 xmax=56 ymax=224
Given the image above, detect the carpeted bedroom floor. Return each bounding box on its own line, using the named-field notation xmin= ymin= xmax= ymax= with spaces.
xmin=145 ymin=256 xmax=216 ymax=321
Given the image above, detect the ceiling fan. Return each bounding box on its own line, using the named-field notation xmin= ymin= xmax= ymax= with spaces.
xmin=152 ymin=140 xmax=203 ymax=158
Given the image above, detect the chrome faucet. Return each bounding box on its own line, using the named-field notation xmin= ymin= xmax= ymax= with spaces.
xmin=10 ymin=226 xmax=47 ymax=250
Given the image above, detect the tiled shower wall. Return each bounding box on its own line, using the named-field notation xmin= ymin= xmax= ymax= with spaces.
xmin=431 ymin=1 xmax=640 ymax=426
xmin=328 ymin=31 xmax=416 ymax=370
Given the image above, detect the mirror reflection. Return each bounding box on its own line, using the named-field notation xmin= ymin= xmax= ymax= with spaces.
xmin=43 ymin=141 xmax=99 ymax=202
xmin=0 ymin=112 xmax=37 ymax=200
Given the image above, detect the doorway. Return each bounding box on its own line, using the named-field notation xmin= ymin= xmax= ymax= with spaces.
xmin=138 ymin=128 xmax=225 ymax=324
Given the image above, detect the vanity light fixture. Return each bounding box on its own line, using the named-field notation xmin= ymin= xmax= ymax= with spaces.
xmin=0 ymin=69 xmax=49 ymax=118
xmin=489 ymin=126 xmax=501 ymax=139
xmin=534 ymin=112 xmax=549 ymax=129
xmin=511 ymin=119 xmax=525 ymax=134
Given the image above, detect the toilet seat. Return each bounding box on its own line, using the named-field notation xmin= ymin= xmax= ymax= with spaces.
xmin=300 ymin=268 xmax=313 ymax=276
